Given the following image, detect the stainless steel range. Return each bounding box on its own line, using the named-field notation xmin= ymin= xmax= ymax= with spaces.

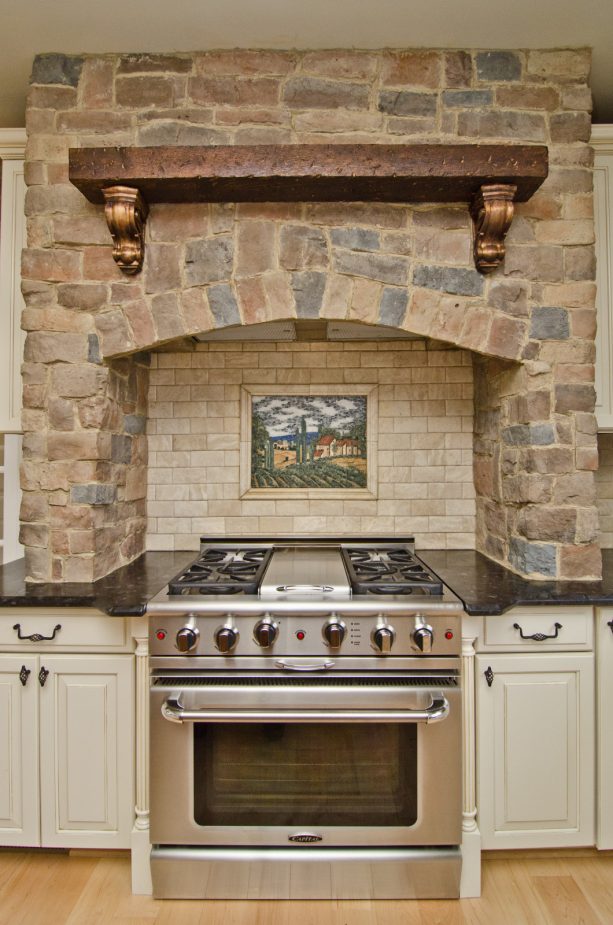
xmin=147 ymin=536 xmax=463 ymax=900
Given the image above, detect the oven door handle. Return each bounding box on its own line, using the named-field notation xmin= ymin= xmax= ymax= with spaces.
xmin=274 ymin=659 xmax=335 ymax=672
xmin=160 ymin=694 xmax=450 ymax=725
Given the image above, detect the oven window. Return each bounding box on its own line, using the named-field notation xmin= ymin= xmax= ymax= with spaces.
xmin=193 ymin=723 xmax=417 ymax=828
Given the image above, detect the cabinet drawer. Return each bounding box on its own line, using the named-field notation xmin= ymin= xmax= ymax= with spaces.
xmin=480 ymin=606 xmax=593 ymax=652
xmin=0 ymin=609 xmax=129 ymax=652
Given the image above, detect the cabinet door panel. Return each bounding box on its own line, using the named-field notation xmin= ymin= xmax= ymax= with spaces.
xmin=39 ymin=655 xmax=133 ymax=848
xmin=477 ymin=653 xmax=594 ymax=849
xmin=0 ymin=655 xmax=39 ymax=845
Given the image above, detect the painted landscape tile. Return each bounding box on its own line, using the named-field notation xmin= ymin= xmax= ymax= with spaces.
xmin=251 ymin=395 xmax=367 ymax=490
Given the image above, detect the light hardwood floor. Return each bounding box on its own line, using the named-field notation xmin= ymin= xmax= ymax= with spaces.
xmin=1 ymin=852 xmax=613 ymax=925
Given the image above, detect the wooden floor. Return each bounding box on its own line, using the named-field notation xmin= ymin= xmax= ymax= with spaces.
xmin=1 ymin=852 xmax=613 ymax=925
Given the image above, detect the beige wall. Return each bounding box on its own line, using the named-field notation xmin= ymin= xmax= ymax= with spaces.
xmin=146 ymin=339 xmax=475 ymax=549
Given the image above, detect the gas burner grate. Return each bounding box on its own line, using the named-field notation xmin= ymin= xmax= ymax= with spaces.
xmin=342 ymin=546 xmax=444 ymax=596
xmin=167 ymin=546 xmax=273 ymax=596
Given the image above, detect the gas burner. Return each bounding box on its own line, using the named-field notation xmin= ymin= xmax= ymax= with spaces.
xmin=168 ymin=546 xmax=273 ymax=596
xmin=342 ymin=546 xmax=443 ymax=596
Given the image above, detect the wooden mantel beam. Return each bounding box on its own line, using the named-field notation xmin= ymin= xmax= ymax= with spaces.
xmin=68 ymin=143 xmax=548 ymax=274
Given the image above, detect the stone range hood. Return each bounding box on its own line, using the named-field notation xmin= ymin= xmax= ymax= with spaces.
xmin=20 ymin=47 xmax=600 ymax=582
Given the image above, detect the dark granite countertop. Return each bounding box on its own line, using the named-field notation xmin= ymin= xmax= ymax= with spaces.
xmin=0 ymin=548 xmax=612 ymax=618
xmin=421 ymin=548 xmax=613 ymax=615
xmin=0 ymin=551 xmax=195 ymax=616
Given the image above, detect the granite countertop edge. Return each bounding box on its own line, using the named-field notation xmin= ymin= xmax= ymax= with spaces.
xmin=0 ymin=549 xmax=612 ymax=618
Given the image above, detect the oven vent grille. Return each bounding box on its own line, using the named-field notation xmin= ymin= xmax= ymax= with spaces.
xmin=152 ymin=676 xmax=459 ymax=688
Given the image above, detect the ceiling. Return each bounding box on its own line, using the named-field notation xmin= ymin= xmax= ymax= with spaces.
xmin=1 ymin=0 xmax=612 ymax=127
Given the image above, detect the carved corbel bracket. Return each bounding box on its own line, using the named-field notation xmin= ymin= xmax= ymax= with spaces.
xmin=470 ymin=183 xmax=517 ymax=274
xmin=102 ymin=185 xmax=149 ymax=275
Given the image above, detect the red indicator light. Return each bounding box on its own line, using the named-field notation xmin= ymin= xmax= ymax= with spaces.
xmin=296 ymin=630 xmax=306 ymax=640
xmin=156 ymin=630 xmax=166 ymax=640
xmin=445 ymin=631 xmax=454 ymax=640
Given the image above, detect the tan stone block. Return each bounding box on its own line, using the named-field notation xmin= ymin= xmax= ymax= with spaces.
xmin=24 ymin=331 xmax=88 ymax=364
xmin=236 ymin=276 xmax=269 ymax=326
xmin=51 ymin=364 xmax=107 ymax=398
xmin=235 ymin=126 xmax=293 ymax=145
xmin=82 ymin=246 xmax=125 ymax=282
xmin=320 ymin=273 xmax=352 ymax=320
xmin=559 ymin=541 xmax=601 ymax=579
xmin=22 ymin=307 xmax=92 ymax=334
xmin=95 ymin=309 xmax=134 ymax=357
xmin=381 ymin=51 xmax=442 ymax=88
xmin=195 ymin=50 xmax=295 ymax=75
xmin=570 ymin=309 xmax=597 ymax=339
xmin=293 ymin=110 xmax=384 ymax=133
xmin=527 ymin=49 xmax=591 ymax=81
xmin=189 ymin=76 xmax=280 ymax=106
xmin=80 ymin=57 xmax=114 ymax=108
xmin=22 ymin=247 xmax=81 ymax=283
xmin=486 ymin=315 xmax=527 ymax=360
xmin=495 ymin=85 xmax=560 ymax=110
xmin=534 ymin=220 xmax=594 ymax=246
xmin=262 ymin=272 xmax=295 ymax=320
xmin=26 ymin=134 xmax=74 ymax=164
xmin=116 ymin=75 xmax=176 ymax=108
xmin=414 ymin=229 xmax=470 ymax=263
xmin=122 ymin=298 xmax=156 ymax=347
xmin=180 ymin=289 xmax=215 ymax=335
xmin=236 ymin=221 xmax=276 ymax=277
xmin=514 ymin=192 xmax=562 ymax=221
xmin=150 ymin=203 xmax=210 ymax=241
xmin=542 ymin=281 xmax=596 ymax=309
xmin=63 ymin=555 xmax=95 ymax=582
xmin=214 ymin=107 xmax=290 ymax=125
xmin=306 ymin=203 xmax=406 ymax=230
xmin=349 ymin=278 xmax=381 ymax=323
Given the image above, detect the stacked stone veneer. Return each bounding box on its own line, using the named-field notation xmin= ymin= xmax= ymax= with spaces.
xmin=596 ymin=433 xmax=613 ymax=549
xmin=21 ymin=47 xmax=601 ymax=581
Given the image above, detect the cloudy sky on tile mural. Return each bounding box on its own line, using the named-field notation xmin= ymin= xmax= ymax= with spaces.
xmin=253 ymin=396 xmax=366 ymax=437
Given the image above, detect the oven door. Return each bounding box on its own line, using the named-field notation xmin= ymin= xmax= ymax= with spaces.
xmin=150 ymin=669 xmax=461 ymax=848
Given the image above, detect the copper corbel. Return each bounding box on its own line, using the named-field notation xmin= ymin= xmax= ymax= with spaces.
xmin=102 ymin=185 xmax=149 ymax=275
xmin=470 ymin=183 xmax=517 ymax=274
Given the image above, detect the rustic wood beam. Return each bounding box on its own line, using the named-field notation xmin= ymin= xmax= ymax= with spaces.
xmin=68 ymin=144 xmax=548 ymax=274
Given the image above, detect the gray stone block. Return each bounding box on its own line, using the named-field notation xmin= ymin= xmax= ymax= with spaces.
xmin=476 ymin=51 xmax=522 ymax=82
xmin=124 ymin=414 xmax=146 ymax=434
xmin=509 ymin=537 xmax=557 ymax=577
xmin=335 ymin=251 xmax=409 ymax=286
xmin=111 ymin=434 xmax=132 ymax=464
xmin=413 ymin=264 xmax=484 ymax=297
xmin=87 ymin=334 xmax=101 ymax=364
xmin=70 ymin=484 xmax=116 ymax=506
xmin=31 ymin=54 xmax=84 ymax=87
xmin=530 ymin=306 xmax=570 ymax=340
xmin=291 ymin=272 xmax=326 ymax=318
xmin=442 ymin=89 xmax=493 ymax=108
xmin=379 ymin=288 xmax=408 ymax=327
xmin=185 ymin=237 xmax=234 ymax=287
xmin=378 ymin=90 xmax=437 ymax=118
xmin=503 ymin=423 xmax=556 ymax=446
xmin=207 ymin=284 xmax=241 ymax=327
xmin=330 ymin=228 xmax=380 ymax=252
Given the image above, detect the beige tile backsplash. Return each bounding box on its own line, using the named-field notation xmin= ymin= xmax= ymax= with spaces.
xmin=146 ymin=340 xmax=476 ymax=550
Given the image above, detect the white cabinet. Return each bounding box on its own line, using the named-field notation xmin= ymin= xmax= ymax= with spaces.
xmin=0 ymin=613 xmax=134 ymax=849
xmin=477 ymin=652 xmax=594 ymax=849
xmin=596 ymin=607 xmax=613 ymax=848
xmin=593 ymin=126 xmax=613 ymax=430
xmin=475 ymin=605 xmax=595 ymax=850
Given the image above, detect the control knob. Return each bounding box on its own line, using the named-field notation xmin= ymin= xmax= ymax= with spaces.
xmin=215 ymin=626 xmax=239 ymax=653
xmin=175 ymin=626 xmax=199 ymax=653
xmin=323 ymin=618 xmax=346 ymax=648
xmin=253 ymin=617 xmax=278 ymax=648
xmin=372 ymin=625 xmax=395 ymax=653
xmin=413 ymin=621 xmax=434 ymax=653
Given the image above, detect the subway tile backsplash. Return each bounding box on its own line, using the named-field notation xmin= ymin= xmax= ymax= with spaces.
xmin=146 ymin=340 xmax=476 ymax=550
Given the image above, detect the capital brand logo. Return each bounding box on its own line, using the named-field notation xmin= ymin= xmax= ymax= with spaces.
xmin=288 ymin=833 xmax=323 ymax=843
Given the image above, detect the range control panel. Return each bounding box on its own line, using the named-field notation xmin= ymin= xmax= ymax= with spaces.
xmin=150 ymin=611 xmax=461 ymax=658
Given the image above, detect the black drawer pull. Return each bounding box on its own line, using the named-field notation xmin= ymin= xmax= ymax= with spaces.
xmin=19 ymin=666 xmax=31 ymax=687
xmin=513 ymin=622 xmax=562 ymax=642
xmin=38 ymin=667 xmax=49 ymax=687
xmin=13 ymin=623 xmax=62 ymax=643
xmin=608 ymin=620 xmax=613 ymax=635
xmin=484 ymin=666 xmax=494 ymax=687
